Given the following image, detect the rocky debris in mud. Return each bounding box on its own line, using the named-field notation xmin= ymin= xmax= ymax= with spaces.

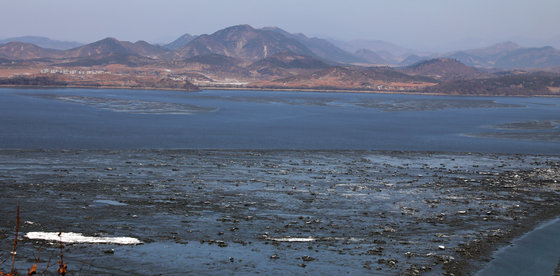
xmin=365 ymin=247 xmax=384 ymax=255
xmin=0 ymin=150 xmax=559 ymax=275
xmin=378 ymin=258 xmax=399 ymax=268
xmin=406 ymin=264 xmax=432 ymax=275
xmin=301 ymin=256 xmax=315 ymax=262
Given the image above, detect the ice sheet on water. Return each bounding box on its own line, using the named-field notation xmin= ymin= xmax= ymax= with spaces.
xmin=25 ymin=232 xmax=142 ymax=244
xmin=92 ymin=199 xmax=127 ymax=206
xmin=269 ymin=237 xmax=316 ymax=242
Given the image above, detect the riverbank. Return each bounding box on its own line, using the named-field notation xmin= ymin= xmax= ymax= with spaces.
xmin=201 ymin=85 xmax=560 ymax=98
xmin=199 ymin=85 xmax=446 ymax=96
xmin=1 ymin=150 xmax=559 ymax=274
xmin=0 ymin=84 xmax=201 ymax=92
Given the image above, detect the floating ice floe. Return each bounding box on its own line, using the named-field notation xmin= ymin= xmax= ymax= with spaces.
xmin=267 ymin=236 xmax=363 ymax=242
xmin=25 ymin=232 xmax=142 ymax=245
xmin=269 ymin=237 xmax=316 ymax=242
xmin=92 ymin=199 xmax=127 ymax=206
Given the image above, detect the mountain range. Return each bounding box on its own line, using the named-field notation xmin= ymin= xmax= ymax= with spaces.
xmin=0 ymin=36 xmax=83 ymax=50
xmin=2 ymin=25 xmax=560 ymax=69
xmin=445 ymin=42 xmax=560 ymax=69
xmin=1 ymin=24 xmax=560 ymax=96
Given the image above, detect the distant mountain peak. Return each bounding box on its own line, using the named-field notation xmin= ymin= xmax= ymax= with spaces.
xmin=225 ymin=24 xmax=253 ymax=30
xmin=95 ymin=37 xmax=120 ymax=44
xmin=213 ymin=24 xmax=256 ymax=36
xmin=81 ymin=37 xmax=125 ymax=51
xmin=173 ymin=24 xmax=314 ymax=61
xmin=164 ymin=33 xmax=196 ymax=50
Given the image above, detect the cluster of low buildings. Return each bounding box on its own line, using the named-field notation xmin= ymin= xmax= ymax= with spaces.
xmin=40 ymin=68 xmax=108 ymax=75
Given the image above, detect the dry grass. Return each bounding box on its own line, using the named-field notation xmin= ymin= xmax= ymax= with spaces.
xmin=1 ymin=205 xmax=67 ymax=276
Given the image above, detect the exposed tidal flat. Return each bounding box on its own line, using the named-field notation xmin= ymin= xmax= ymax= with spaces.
xmin=1 ymin=88 xmax=560 ymax=274
xmin=0 ymin=150 xmax=559 ymax=275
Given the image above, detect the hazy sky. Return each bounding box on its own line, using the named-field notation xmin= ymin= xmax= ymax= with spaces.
xmin=2 ymin=0 xmax=560 ymax=51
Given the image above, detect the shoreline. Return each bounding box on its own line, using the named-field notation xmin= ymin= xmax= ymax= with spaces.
xmin=465 ymin=209 xmax=560 ymax=275
xmin=199 ymin=85 xmax=447 ymax=96
xmin=0 ymin=84 xmax=201 ymax=92
xmin=1 ymin=84 xmax=560 ymax=98
xmin=476 ymin=215 xmax=560 ymax=275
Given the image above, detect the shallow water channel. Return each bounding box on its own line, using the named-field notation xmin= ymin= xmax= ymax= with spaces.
xmin=477 ymin=216 xmax=560 ymax=276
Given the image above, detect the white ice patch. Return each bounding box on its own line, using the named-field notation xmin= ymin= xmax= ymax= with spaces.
xmin=341 ymin=193 xmax=368 ymax=197
xmin=268 ymin=236 xmax=362 ymax=243
xmin=268 ymin=237 xmax=316 ymax=242
xmin=92 ymin=199 xmax=127 ymax=206
xmin=25 ymin=232 xmax=142 ymax=245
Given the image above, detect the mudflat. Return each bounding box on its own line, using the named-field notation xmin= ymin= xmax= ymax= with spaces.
xmin=1 ymin=150 xmax=559 ymax=275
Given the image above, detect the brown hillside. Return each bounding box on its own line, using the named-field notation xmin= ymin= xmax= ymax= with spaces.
xmin=256 ymin=66 xmax=437 ymax=91
xmin=399 ymin=58 xmax=489 ymax=81
xmin=0 ymin=42 xmax=62 ymax=60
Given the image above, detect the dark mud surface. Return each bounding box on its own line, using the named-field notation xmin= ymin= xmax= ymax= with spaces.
xmin=1 ymin=150 xmax=560 ymax=275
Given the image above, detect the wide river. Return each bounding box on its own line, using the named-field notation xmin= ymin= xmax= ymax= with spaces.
xmin=0 ymin=88 xmax=559 ymax=153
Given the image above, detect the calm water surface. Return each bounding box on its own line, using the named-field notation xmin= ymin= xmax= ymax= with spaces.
xmin=0 ymin=88 xmax=559 ymax=153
